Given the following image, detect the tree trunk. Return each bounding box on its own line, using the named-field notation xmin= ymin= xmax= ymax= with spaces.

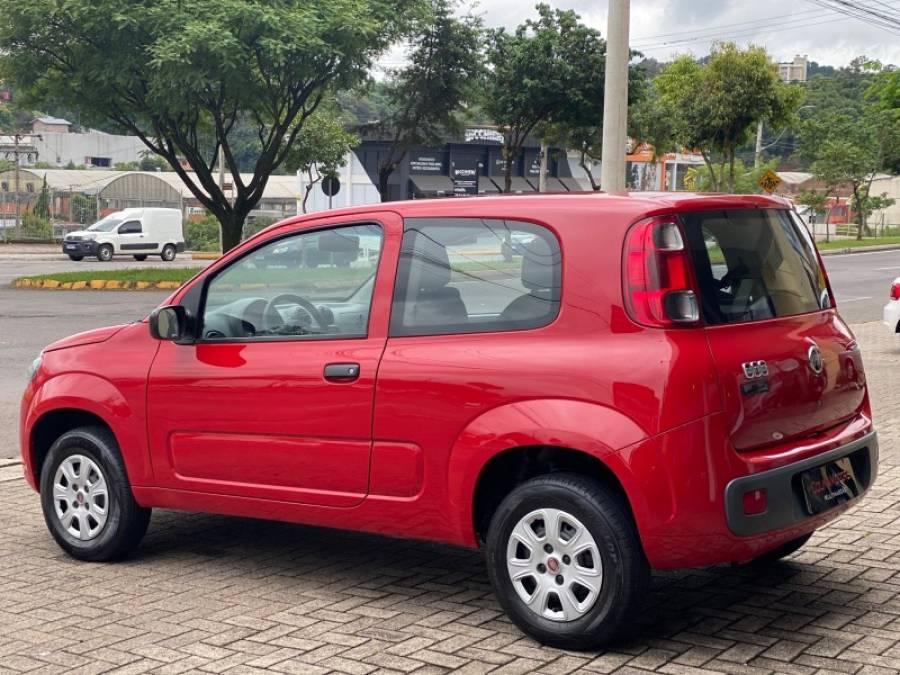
xmin=852 ymin=185 xmax=864 ymax=241
xmin=824 ymin=205 xmax=831 ymax=243
xmin=502 ymin=148 xmax=514 ymax=193
xmin=700 ymin=151 xmax=718 ymax=191
xmin=377 ymin=166 xmax=392 ymax=203
xmin=217 ymin=211 xmax=244 ymax=253
xmin=727 ymin=148 xmax=736 ymax=193
xmin=580 ymin=152 xmax=601 ymax=191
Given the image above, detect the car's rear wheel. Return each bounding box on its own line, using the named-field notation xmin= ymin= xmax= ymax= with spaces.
xmin=67 ymin=254 xmax=83 ymax=261
xmin=749 ymin=532 xmax=813 ymax=566
xmin=96 ymin=244 xmax=113 ymax=262
xmin=39 ymin=427 xmax=151 ymax=561
xmin=486 ymin=473 xmax=649 ymax=650
xmin=133 ymin=254 xmax=148 ymax=261
xmin=160 ymin=244 xmax=176 ymax=262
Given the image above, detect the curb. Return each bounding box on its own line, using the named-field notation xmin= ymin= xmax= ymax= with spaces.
xmin=12 ymin=278 xmax=182 ymax=290
xmin=819 ymin=244 xmax=900 ymax=256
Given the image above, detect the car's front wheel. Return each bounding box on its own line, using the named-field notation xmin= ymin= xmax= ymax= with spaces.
xmin=486 ymin=473 xmax=649 ymax=650
xmin=39 ymin=427 xmax=151 ymax=561
xmin=96 ymin=244 xmax=113 ymax=262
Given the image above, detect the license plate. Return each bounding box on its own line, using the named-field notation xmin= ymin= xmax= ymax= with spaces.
xmin=65 ymin=244 xmax=77 ymax=250
xmin=799 ymin=455 xmax=862 ymax=515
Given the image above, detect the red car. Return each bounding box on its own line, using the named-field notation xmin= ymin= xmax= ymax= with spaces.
xmin=21 ymin=193 xmax=878 ymax=649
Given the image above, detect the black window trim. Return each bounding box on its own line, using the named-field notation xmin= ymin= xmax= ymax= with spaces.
xmin=389 ymin=216 xmax=563 ymax=339
xmin=193 ymin=220 xmax=386 ymax=345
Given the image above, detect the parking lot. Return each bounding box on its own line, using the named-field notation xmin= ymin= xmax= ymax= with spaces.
xmin=0 ymin=250 xmax=898 ymax=674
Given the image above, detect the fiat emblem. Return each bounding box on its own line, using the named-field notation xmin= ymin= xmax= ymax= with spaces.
xmin=808 ymin=344 xmax=824 ymax=375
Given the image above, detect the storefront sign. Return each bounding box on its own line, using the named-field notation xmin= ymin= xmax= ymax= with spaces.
xmin=465 ymin=128 xmax=504 ymax=144
xmin=409 ymin=153 xmax=444 ymax=174
xmin=452 ymin=167 xmax=478 ymax=196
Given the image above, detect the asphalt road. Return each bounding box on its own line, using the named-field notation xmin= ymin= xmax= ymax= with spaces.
xmin=0 ymin=248 xmax=898 ymax=459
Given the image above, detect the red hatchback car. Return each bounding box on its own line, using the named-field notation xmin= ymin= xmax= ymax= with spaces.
xmin=21 ymin=193 xmax=877 ymax=649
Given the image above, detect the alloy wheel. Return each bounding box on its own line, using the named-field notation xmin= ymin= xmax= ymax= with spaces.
xmin=506 ymin=507 xmax=603 ymax=622
xmin=52 ymin=454 xmax=109 ymax=541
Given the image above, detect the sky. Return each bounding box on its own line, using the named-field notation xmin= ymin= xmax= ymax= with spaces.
xmin=461 ymin=0 xmax=900 ymax=68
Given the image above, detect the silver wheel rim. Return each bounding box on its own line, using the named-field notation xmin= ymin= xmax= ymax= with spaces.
xmin=163 ymin=247 xmax=174 ymax=260
xmin=53 ymin=455 xmax=109 ymax=541
xmin=506 ymin=508 xmax=603 ymax=622
xmin=100 ymin=247 xmax=111 ymax=261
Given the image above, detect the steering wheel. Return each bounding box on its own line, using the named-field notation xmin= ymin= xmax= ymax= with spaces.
xmin=262 ymin=294 xmax=329 ymax=333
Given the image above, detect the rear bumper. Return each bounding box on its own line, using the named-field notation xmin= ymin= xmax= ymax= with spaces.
xmin=626 ymin=412 xmax=877 ymax=569
xmin=724 ymin=431 xmax=877 ymax=536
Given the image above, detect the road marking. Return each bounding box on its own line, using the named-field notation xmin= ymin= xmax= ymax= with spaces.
xmin=873 ymin=267 xmax=899 ymax=271
xmin=827 ymin=249 xmax=900 ymax=258
xmin=838 ymin=296 xmax=872 ymax=303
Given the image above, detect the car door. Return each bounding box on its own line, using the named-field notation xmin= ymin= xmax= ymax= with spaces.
xmin=117 ymin=219 xmax=152 ymax=253
xmin=146 ymin=214 xmax=400 ymax=507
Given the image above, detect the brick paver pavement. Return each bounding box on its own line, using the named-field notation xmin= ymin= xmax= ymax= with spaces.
xmin=0 ymin=322 xmax=898 ymax=675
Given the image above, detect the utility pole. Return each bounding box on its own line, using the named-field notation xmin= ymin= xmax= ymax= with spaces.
xmin=754 ymin=120 xmax=764 ymax=168
xmin=600 ymin=0 xmax=630 ymax=192
xmin=13 ymin=133 xmax=21 ymax=237
xmin=538 ymin=142 xmax=548 ymax=192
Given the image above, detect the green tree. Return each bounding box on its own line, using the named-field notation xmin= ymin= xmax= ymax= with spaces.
xmin=655 ymin=43 xmax=801 ymax=192
xmin=70 ymin=193 xmax=96 ymax=224
xmin=484 ymin=4 xmax=607 ymax=192
xmin=686 ymin=158 xmax=778 ymax=194
xmin=796 ymin=188 xmax=832 ymax=242
xmin=33 ymin=173 xmax=50 ymax=218
xmin=797 ymin=59 xmax=899 ymax=239
xmin=284 ymin=108 xmax=358 ymax=213
xmin=373 ymin=0 xmax=483 ymax=201
xmin=138 ymin=153 xmax=169 ymax=172
xmin=0 ymin=0 xmax=423 ymax=251
xmin=114 ymin=161 xmax=140 ymax=171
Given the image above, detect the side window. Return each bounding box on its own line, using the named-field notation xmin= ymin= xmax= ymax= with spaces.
xmin=391 ymin=218 xmax=561 ymax=337
xmin=201 ymin=223 xmax=383 ymax=341
xmin=118 ymin=220 xmax=141 ymax=234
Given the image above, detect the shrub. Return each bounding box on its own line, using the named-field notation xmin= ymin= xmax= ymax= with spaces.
xmin=22 ymin=212 xmax=52 ymax=239
xmin=185 ymin=216 xmax=220 ymax=252
xmin=243 ymin=216 xmax=278 ymax=240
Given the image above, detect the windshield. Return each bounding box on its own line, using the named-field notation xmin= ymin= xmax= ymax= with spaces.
xmin=87 ymin=216 xmax=124 ymax=232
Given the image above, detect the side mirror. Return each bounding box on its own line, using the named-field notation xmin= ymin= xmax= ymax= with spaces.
xmin=149 ymin=305 xmax=188 ymax=341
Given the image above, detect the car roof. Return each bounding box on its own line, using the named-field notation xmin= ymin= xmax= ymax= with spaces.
xmin=283 ymin=191 xmax=792 ymax=226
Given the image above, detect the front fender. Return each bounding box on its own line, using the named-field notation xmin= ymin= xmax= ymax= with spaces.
xmin=23 ymin=372 xmax=151 ymax=489
xmin=445 ymin=399 xmax=651 ymax=547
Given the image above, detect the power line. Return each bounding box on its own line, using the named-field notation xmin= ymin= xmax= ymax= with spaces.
xmin=635 ymin=17 xmax=847 ymax=51
xmin=804 ymin=0 xmax=900 ymax=34
xmin=631 ymin=8 xmax=825 ymax=42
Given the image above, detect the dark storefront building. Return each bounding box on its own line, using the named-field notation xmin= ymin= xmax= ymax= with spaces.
xmin=353 ymin=127 xmax=586 ymax=201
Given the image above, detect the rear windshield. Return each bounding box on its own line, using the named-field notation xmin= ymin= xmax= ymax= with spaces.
xmin=683 ymin=209 xmax=831 ymax=326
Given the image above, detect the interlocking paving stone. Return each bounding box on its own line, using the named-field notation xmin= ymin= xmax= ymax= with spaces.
xmin=0 ymin=321 xmax=897 ymax=674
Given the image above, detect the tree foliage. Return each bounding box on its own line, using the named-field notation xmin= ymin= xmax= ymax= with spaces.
xmin=653 ymin=43 xmax=801 ymax=192
xmin=796 ymin=59 xmax=900 ymax=239
xmin=371 ymin=0 xmax=483 ymax=201
xmin=483 ymin=4 xmax=607 ymax=192
xmin=284 ymin=107 xmax=359 ymax=213
xmin=34 ymin=174 xmax=50 ymax=218
xmin=0 ymin=0 xmax=423 ymax=250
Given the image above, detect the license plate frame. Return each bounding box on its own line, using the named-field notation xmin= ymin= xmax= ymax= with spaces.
xmin=798 ymin=454 xmax=862 ymax=515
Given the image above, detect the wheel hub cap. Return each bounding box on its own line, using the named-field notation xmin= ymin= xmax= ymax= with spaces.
xmin=53 ymin=455 xmax=109 ymax=541
xmin=506 ymin=508 xmax=603 ymax=622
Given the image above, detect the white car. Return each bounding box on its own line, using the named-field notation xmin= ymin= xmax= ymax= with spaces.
xmin=884 ymin=277 xmax=900 ymax=334
xmin=62 ymin=207 xmax=185 ymax=262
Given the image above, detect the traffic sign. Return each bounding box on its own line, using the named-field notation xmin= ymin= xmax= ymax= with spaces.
xmin=321 ymin=175 xmax=341 ymax=197
xmin=758 ymin=169 xmax=781 ymax=194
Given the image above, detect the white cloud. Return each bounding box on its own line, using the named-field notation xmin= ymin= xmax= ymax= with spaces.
xmin=464 ymin=0 xmax=900 ymax=67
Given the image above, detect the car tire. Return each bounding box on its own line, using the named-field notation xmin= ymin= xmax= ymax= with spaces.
xmin=748 ymin=533 xmax=813 ymax=566
xmin=160 ymin=244 xmax=176 ymax=262
xmin=96 ymin=244 xmax=113 ymax=262
xmin=68 ymin=255 xmax=84 ymax=261
xmin=39 ymin=426 xmax=151 ymax=562
xmin=486 ymin=472 xmax=649 ymax=650
xmin=133 ymin=254 xmax=148 ymax=261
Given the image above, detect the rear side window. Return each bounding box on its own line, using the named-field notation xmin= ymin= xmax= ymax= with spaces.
xmin=391 ymin=218 xmax=561 ymax=337
xmin=683 ymin=209 xmax=831 ymax=326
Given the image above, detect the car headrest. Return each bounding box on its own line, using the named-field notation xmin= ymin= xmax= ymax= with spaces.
xmin=402 ymin=230 xmax=452 ymax=290
xmin=520 ymin=236 xmax=559 ymax=292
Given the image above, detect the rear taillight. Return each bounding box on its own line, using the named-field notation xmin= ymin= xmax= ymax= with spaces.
xmin=891 ymin=278 xmax=900 ymax=301
xmin=623 ymin=217 xmax=701 ymax=327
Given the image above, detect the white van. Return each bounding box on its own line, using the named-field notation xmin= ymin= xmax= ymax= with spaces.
xmin=62 ymin=208 xmax=185 ymax=262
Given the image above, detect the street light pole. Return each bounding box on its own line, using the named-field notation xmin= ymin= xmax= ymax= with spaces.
xmin=600 ymin=0 xmax=630 ymax=192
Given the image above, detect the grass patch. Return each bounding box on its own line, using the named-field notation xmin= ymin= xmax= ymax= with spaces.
xmin=17 ymin=267 xmax=204 ymax=284
xmin=816 ymin=236 xmax=900 ymax=251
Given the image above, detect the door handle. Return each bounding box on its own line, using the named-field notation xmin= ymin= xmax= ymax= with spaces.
xmin=324 ymin=362 xmax=360 ymax=381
